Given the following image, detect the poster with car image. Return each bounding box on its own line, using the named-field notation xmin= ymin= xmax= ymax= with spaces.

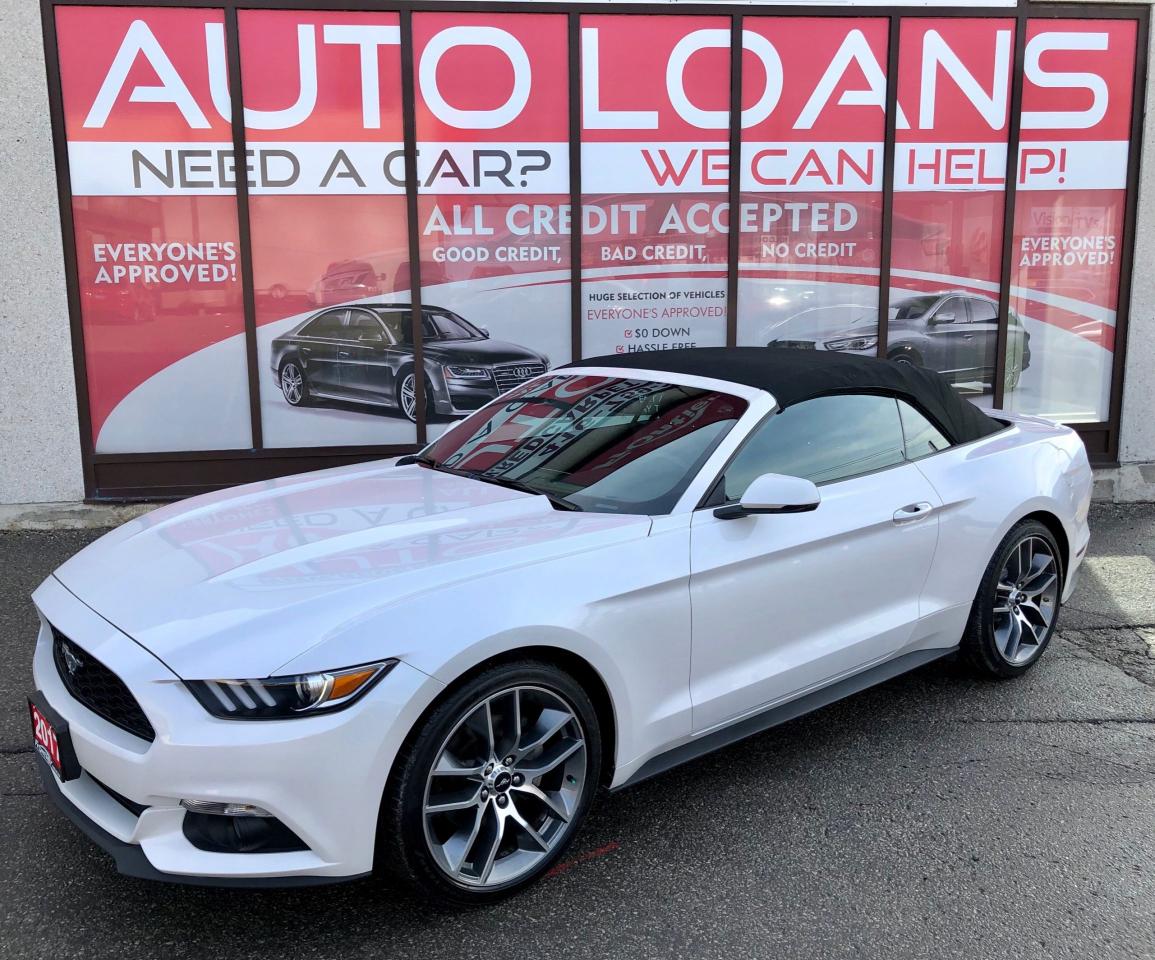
xmin=735 ymin=17 xmax=889 ymax=355
xmin=579 ymin=15 xmax=732 ymax=358
xmin=1005 ymin=19 xmax=1137 ymax=423
xmin=412 ymin=12 xmax=570 ymax=436
xmin=56 ymin=6 xmax=252 ymax=454
xmin=889 ymin=18 xmax=1016 ymax=405
xmin=239 ymin=9 xmax=417 ymax=448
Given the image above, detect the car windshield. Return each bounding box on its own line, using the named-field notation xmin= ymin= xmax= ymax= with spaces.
xmin=892 ymin=295 xmax=939 ymax=320
xmin=418 ymin=374 xmax=748 ymax=515
xmin=424 ymin=310 xmax=484 ymax=341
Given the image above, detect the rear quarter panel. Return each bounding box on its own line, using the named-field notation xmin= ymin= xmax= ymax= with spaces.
xmin=910 ymin=416 xmax=1091 ymax=648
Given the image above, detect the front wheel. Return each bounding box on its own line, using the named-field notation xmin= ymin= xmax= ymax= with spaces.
xmin=397 ymin=370 xmax=430 ymax=423
xmin=280 ymin=360 xmax=309 ymax=407
xmin=380 ymin=661 xmax=601 ymax=905
xmin=961 ymin=520 xmax=1063 ymax=678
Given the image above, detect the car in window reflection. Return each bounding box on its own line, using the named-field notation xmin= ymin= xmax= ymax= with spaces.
xmin=269 ymin=303 xmax=550 ymax=422
xmin=769 ymin=291 xmax=1031 ymax=390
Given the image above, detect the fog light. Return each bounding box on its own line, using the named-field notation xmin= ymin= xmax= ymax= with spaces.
xmin=180 ymin=799 xmax=273 ymax=818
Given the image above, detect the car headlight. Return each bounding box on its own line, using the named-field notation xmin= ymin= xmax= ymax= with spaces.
xmin=185 ymin=660 xmax=397 ymax=720
xmin=443 ymin=365 xmax=491 ymax=380
xmin=824 ymin=336 xmax=878 ymax=352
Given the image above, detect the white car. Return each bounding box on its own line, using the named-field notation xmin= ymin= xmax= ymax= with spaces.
xmin=28 ymin=347 xmax=1092 ymax=903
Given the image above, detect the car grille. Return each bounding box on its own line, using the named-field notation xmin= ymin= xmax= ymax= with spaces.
xmin=51 ymin=627 xmax=156 ymax=742
xmin=492 ymin=362 xmax=546 ymax=394
xmin=770 ymin=340 xmax=816 ymax=350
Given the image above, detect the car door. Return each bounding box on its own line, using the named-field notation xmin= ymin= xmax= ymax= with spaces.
xmin=688 ymin=393 xmax=942 ymax=733
xmin=338 ymin=309 xmax=392 ymax=402
xmin=964 ymin=297 xmax=1000 ymax=382
xmin=926 ymin=295 xmax=974 ymax=377
xmin=300 ymin=309 xmax=346 ymax=395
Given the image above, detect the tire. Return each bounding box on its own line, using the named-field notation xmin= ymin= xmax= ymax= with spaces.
xmin=379 ymin=660 xmax=601 ymax=906
xmin=279 ymin=359 xmax=309 ymax=407
xmin=888 ymin=348 xmax=922 ymax=369
xmin=397 ymin=369 xmax=430 ymax=423
xmin=961 ymin=520 xmax=1064 ymax=678
xmin=1004 ymin=364 xmax=1022 ymax=392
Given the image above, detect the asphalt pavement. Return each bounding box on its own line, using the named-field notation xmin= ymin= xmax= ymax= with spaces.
xmin=1 ymin=505 xmax=1154 ymax=960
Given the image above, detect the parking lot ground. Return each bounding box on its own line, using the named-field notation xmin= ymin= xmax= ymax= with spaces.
xmin=1 ymin=504 xmax=1154 ymax=960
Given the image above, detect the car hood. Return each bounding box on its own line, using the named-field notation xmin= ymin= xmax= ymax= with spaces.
xmin=421 ymin=338 xmax=543 ymax=364
xmin=52 ymin=462 xmax=649 ymax=679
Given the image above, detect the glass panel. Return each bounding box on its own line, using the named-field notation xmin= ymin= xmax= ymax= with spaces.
xmin=423 ymin=374 xmax=748 ymax=514
xmin=724 ymin=394 xmax=905 ymax=494
xmin=897 ymin=399 xmax=951 ymax=459
xmin=580 ymin=15 xmax=730 ymax=358
xmin=412 ymin=12 xmax=570 ymax=438
xmin=890 ymin=18 xmax=1015 ymax=408
xmin=1004 ymin=19 xmax=1137 ymax=423
xmin=240 ymin=10 xmax=416 ymax=448
xmin=56 ymin=7 xmax=251 ymax=453
xmin=737 ymin=18 xmax=888 ymax=358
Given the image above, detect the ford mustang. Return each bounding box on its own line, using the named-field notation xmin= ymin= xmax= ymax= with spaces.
xmin=28 ymin=347 xmax=1091 ymax=903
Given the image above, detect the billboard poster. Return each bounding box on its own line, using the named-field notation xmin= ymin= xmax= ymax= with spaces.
xmin=411 ymin=12 xmax=570 ymax=438
xmin=579 ymin=15 xmax=731 ymax=358
xmin=1005 ymin=19 xmax=1137 ymax=422
xmin=239 ymin=10 xmax=415 ymax=448
xmin=735 ymin=18 xmax=889 ymax=354
xmin=56 ymin=6 xmax=251 ymax=453
xmin=890 ymin=18 xmax=1015 ymax=406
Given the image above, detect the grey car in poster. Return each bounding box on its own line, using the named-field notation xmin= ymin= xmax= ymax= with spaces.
xmin=769 ymin=292 xmax=1031 ymax=389
xmin=270 ymin=304 xmax=550 ymax=422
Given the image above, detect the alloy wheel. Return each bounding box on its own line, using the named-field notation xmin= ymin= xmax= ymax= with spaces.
xmin=422 ymin=685 xmax=587 ymax=889
xmin=281 ymin=363 xmax=303 ymax=405
xmin=400 ymin=373 xmax=417 ymax=421
xmin=992 ymin=534 xmax=1059 ymax=665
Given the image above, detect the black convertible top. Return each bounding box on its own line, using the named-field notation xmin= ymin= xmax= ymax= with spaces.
xmin=567 ymin=347 xmax=1003 ymax=444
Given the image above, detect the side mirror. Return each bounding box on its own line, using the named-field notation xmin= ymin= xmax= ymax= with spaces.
xmin=714 ymin=473 xmax=821 ymax=520
xmin=478 ymin=325 xmax=490 ymax=338
xmin=931 ymin=311 xmax=956 ymax=325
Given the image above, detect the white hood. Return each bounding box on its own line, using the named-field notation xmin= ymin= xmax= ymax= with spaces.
xmin=53 ymin=461 xmax=650 ymax=678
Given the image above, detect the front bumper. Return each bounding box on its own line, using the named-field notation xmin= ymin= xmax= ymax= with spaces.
xmin=31 ymin=576 xmax=436 ymax=885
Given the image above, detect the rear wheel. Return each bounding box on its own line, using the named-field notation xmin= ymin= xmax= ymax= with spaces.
xmin=961 ymin=520 xmax=1063 ymax=678
xmin=380 ymin=661 xmax=601 ymax=905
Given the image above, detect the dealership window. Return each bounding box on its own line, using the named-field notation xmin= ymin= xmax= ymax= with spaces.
xmin=1004 ymin=19 xmax=1137 ymax=424
xmin=239 ymin=9 xmax=416 ymax=449
xmin=889 ymin=18 xmax=1015 ymax=408
xmin=736 ymin=17 xmax=888 ymax=358
xmin=56 ymin=6 xmax=252 ymax=454
xmin=44 ymin=5 xmax=1147 ymax=497
xmin=579 ymin=15 xmax=731 ymax=358
xmin=411 ymin=12 xmax=571 ymax=438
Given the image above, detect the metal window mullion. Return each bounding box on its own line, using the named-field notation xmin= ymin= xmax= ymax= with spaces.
xmin=223 ymin=6 xmax=263 ymax=451
xmin=725 ymin=13 xmax=743 ymax=348
xmin=993 ymin=14 xmax=1027 ymax=411
xmin=876 ymin=15 xmax=901 ymax=360
xmin=400 ymin=9 xmax=426 ymax=445
xmin=569 ymin=11 xmax=582 ymax=362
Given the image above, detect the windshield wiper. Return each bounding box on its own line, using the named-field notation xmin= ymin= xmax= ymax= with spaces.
xmin=402 ymin=456 xmax=580 ymax=511
xmin=464 ymin=472 xmax=582 ymax=512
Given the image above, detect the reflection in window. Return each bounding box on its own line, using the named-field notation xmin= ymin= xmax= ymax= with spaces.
xmin=423 ymin=375 xmax=748 ymax=515
xmin=723 ymin=394 xmax=906 ymax=496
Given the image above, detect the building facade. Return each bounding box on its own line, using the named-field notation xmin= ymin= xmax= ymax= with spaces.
xmin=2 ymin=0 xmax=1154 ymax=505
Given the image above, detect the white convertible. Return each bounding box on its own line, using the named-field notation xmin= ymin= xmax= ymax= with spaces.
xmin=28 ymin=347 xmax=1092 ymax=903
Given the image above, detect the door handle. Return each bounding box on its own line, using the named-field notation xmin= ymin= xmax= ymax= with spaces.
xmin=892 ymin=501 xmax=934 ymax=523
xmin=338 ymin=350 xmax=352 ymax=359
xmin=302 ymin=346 xmax=312 ymax=355
xmin=961 ymin=333 xmax=976 ymax=340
